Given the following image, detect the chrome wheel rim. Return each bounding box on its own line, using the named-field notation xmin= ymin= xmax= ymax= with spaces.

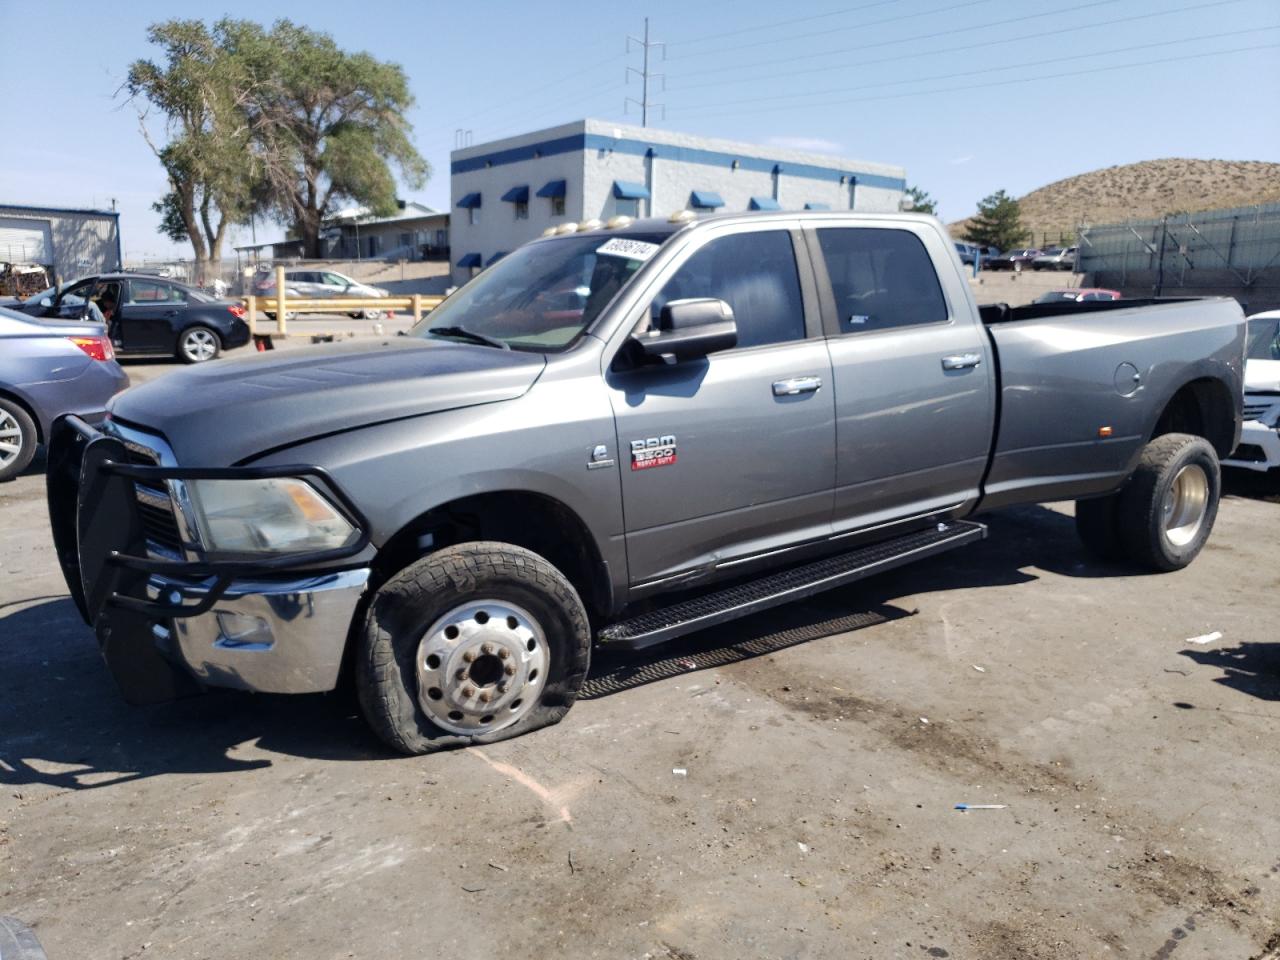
xmin=416 ymin=599 xmax=548 ymax=736
xmin=182 ymin=329 xmax=217 ymax=362
xmin=0 ymin=410 xmax=23 ymax=468
xmin=1162 ymin=463 xmax=1209 ymax=547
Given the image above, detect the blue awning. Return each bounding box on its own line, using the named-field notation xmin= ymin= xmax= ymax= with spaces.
xmin=536 ymin=179 xmax=567 ymax=198
xmin=500 ymin=185 xmax=529 ymax=203
xmin=612 ymin=180 xmax=651 ymax=200
xmin=456 ymin=192 xmax=482 ymax=209
xmin=690 ymin=190 xmax=725 ymax=209
xmin=486 ymin=251 xmax=508 ymax=266
xmin=804 ymin=202 xmax=832 ymax=210
xmin=456 ymin=252 xmax=482 ymax=268
xmin=749 ymin=196 xmax=781 ymax=211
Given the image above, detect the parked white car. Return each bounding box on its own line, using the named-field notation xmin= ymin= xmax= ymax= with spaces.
xmin=1223 ymin=310 xmax=1280 ymax=472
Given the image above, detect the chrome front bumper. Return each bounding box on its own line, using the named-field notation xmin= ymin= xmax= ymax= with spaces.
xmin=148 ymin=568 xmax=371 ymax=693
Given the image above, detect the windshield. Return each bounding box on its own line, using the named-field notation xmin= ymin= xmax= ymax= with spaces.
xmin=1246 ymin=317 xmax=1280 ymax=361
xmin=409 ymin=232 xmax=669 ymax=352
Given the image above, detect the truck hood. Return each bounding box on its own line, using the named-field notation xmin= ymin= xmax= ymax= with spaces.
xmin=1244 ymin=358 xmax=1280 ymax=393
xmin=109 ymin=338 xmax=546 ymax=465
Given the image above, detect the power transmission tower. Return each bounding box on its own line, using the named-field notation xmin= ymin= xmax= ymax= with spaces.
xmin=626 ymin=18 xmax=665 ymax=127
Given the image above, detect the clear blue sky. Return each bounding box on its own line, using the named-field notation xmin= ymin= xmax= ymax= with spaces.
xmin=2 ymin=0 xmax=1276 ymax=260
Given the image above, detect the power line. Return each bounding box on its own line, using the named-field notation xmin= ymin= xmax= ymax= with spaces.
xmin=416 ymin=51 xmax=625 ymax=156
xmin=667 ymin=0 xmax=900 ymax=49
xmin=666 ymin=41 xmax=1279 ymax=120
xmin=666 ymin=0 xmax=1049 ymax=61
xmin=671 ymin=0 xmax=1122 ymax=74
xmin=672 ymin=24 xmax=1277 ymax=113
xmin=670 ymin=0 xmax=1253 ymax=92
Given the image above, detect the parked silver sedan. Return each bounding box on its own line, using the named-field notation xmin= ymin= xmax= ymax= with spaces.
xmin=253 ymin=269 xmax=390 ymax=321
xmin=1031 ymin=247 xmax=1079 ymax=271
xmin=0 ymin=307 xmax=129 ymax=480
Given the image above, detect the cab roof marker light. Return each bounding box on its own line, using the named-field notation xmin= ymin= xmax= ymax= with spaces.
xmin=577 ymin=219 xmax=603 ymax=231
xmin=554 ymin=223 xmax=578 ymax=235
xmin=606 ymin=216 xmax=633 ymax=229
xmin=669 ymin=209 xmax=696 ymax=224
xmin=541 ymin=227 xmax=557 ymax=237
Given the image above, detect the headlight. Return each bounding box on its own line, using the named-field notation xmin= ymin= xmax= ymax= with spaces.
xmin=185 ymin=477 xmax=358 ymax=556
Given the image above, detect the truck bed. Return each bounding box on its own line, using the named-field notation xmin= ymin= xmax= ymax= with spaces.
xmin=976 ymin=296 xmax=1246 ymax=511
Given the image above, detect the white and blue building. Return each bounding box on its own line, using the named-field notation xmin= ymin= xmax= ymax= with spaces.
xmin=449 ymin=119 xmax=906 ymax=283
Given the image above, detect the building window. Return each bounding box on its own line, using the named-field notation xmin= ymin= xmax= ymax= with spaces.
xmin=515 ymin=200 xmax=528 ymax=220
xmin=551 ymin=196 xmax=565 ymax=217
xmin=616 ymin=197 xmax=640 ymax=218
xmin=468 ymin=207 xmax=478 ymax=226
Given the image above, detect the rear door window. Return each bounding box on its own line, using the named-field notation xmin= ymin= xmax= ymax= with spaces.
xmin=649 ymin=230 xmax=806 ymax=349
xmin=816 ymin=228 xmax=948 ymax=334
xmin=127 ymin=280 xmax=184 ymax=303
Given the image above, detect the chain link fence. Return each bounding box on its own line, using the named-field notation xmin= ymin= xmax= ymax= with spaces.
xmin=1078 ymin=203 xmax=1280 ymax=313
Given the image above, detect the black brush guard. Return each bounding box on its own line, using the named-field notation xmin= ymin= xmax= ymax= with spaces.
xmin=46 ymin=415 xmax=370 ymax=704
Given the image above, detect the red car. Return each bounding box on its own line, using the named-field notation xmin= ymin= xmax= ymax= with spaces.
xmin=1033 ymin=288 xmax=1122 ymax=304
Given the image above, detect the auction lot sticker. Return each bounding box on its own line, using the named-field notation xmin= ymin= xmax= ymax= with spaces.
xmin=597 ymin=238 xmax=661 ymax=261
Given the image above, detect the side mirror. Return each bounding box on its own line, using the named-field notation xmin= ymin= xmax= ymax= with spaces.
xmin=629 ymin=298 xmax=738 ymax=365
xmin=38 ymin=297 xmax=51 ymax=308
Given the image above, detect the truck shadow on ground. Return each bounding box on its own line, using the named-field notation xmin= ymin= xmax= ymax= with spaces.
xmin=1223 ymin=467 xmax=1280 ymax=504
xmin=0 ymin=597 xmax=384 ymax=791
xmin=0 ymin=505 xmax=1182 ymax=781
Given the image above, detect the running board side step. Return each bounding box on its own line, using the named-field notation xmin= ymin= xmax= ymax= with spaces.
xmin=598 ymin=520 xmax=987 ymax=650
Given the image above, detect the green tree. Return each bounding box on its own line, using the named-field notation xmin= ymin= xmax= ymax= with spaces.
xmin=964 ymin=189 xmax=1030 ymax=251
xmin=127 ymin=20 xmax=261 ymax=272
xmin=904 ymin=185 xmax=937 ymax=215
xmin=224 ymin=19 xmax=429 ymax=258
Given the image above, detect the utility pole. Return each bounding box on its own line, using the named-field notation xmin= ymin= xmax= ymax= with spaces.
xmin=626 ymin=18 xmax=665 ymax=127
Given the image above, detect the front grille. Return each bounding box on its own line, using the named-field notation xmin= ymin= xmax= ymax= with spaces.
xmin=1243 ymin=402 xmax=1274 ymax=420
xmin=124 ymin=442 xmax=184 ymax=556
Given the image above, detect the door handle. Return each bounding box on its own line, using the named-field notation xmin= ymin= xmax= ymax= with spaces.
xmin=773 ymin=376 xmax=823 ymax=396
xmin=941 ymin=353 xmax=982 ymax=371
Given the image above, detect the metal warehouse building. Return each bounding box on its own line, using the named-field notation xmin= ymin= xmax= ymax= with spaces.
xmin=0 ymin=203 xmax=122 ymax=281
xmin=449 ymin=119 xmax=905 ymax=284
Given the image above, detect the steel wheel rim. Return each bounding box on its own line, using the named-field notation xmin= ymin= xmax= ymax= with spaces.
xmin=1162 ymin=463 xmax=1209 ymax=547
xmin=416 ymin=599 xmax=548 ymax=736
xmin=0 ymin=410 xmax=23 ymax=467
xmin=183 ymin=329 xmax=217 ymax=362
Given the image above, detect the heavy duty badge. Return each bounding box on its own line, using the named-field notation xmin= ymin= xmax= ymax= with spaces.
xmin=631 ymin=435 xmax=677 ymax=471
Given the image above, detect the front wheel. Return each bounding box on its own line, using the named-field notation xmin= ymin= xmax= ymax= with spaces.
xmin=356 ymin=542 xmax=591 ymax=755
xmin=178 ymin=326 xmax=221 ymax=363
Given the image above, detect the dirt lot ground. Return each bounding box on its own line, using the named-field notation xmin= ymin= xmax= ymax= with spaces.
xmin=1 ymin=358 xmax=1278 ymax=960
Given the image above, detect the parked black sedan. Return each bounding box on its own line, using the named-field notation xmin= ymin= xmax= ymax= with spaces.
xmin=13 ymin=274 xmax=251 ymax=363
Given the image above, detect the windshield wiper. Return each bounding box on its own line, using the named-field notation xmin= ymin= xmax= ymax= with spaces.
xmin=426 ymin=325 xmax=510 ymax=350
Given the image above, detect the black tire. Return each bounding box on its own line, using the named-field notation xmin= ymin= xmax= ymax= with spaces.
xmin=1074 ymin=494 xmax=1125 ymax=562
xmin=1117 ymin=433 xmax=1221 ymax=571
xmin=0 ymin=397 xmax=38 ymax=482
xmin=356 ymin=541 xmax=591 ymax=755
xmin=178 ymin=325 xmax=221 ymax=364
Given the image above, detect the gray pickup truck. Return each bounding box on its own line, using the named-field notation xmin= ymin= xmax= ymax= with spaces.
xmin=47 ymin=211 xmax=1245 ymax=754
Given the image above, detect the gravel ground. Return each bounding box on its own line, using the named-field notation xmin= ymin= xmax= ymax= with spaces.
xmin=1 ymin=356 xmax=1278 ymax=959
